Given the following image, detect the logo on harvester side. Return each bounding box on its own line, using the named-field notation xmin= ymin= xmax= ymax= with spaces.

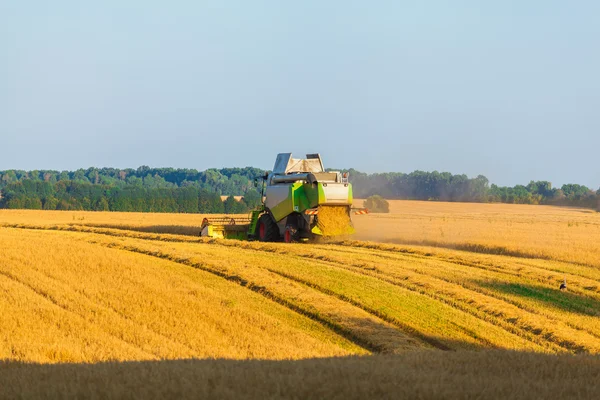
xmin=294 ymin=206 xmax=299 ymax=211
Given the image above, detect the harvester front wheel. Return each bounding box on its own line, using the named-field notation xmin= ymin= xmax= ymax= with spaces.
xmin=257 ymin=214 xmax=279 ymax=242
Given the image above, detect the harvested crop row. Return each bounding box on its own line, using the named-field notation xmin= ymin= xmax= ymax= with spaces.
xmin=243 ymin=241 xmax=600 ymax=352
xmin=0 ymin=229 xmax=363 ymax=363
xmin=4 ymin=214 xmax=600 ymax=358
xmin=127 ymin=233 xmax=599 ymax=353
xmin=74 ymin=232 xmax=544 ymax=351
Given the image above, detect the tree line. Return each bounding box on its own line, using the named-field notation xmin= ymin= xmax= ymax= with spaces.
xmin=0 ymin=166 xmax=264 ymax=194
xmin=0 ymin=180 xmax=262 ymax=213
xmin=0 ymin=167 xmax=598 ymax=212
xmin=0 ymin=167 xmax=264 ymax=213
xmin=340 ymin=169 xmax=600 ymax=209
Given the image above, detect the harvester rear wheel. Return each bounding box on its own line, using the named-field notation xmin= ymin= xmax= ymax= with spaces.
xmin=257 ymin=214 xmax=279 ymax=242
xmin=284 ymin=226 xmax=299 ymax=243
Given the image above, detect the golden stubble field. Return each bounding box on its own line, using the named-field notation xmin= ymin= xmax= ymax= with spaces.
xmin=354 ymin=200 xmax=600 ymax=268
xmin=1 ymin=201 xmax=600 ymax=399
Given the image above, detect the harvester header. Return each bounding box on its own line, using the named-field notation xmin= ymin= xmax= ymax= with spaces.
xmin=200 ymin=153 xmax=366 ymax=242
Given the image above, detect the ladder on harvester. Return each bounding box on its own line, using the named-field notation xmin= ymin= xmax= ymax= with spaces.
xmin=246 ymin=208 xmax=263 ymax=239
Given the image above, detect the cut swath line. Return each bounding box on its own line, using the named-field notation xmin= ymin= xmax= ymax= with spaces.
xmin=177 ymin=238 xmax=583 ymax=353
xmin=0 ymin=226 xmax=565 ymax=350
xmin=238 ymin=245 xmax=588 ymax=353
xmin=262 ymin=268 xmax=453 ymax=351
xmin=96 ymin=241 xmax=388 ymax=354
xmin=0 ymin=270 xmax=159 ymax=359
xmin=315 ymin=246 xmax=600 ymax=331
xmin=7 ymin=223 xmax=598 ymax=286
xmin=3 ymin=224 xmax=595 ymax=353
xmin=337 ymin=239 xmax=600 ymax=273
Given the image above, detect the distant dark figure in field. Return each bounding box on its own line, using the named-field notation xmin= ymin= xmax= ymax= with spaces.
xmin=560 ymin=278 xmax=567 ymax=291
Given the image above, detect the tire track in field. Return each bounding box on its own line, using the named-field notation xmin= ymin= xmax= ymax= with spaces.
xmin=0 ymin=226 xmax=569 ymax=349
xmin=105 ymin=237 xmax=511 ymax=351
xmin=7 ymin=226 xmax=597 ymax=311
xmin=0 ymin=269 xmax=159 ymax=359
xmin=7 ymin=223 xmax=600 ymax=286
xmin=312 ymin=244 xmax=600 ymax=339
xmin=5 ymin=225 xmax=594 ymax=352
xmin=0 ymin=247 xmax=209 ymax=358
xmin=92 ymin=241 xmax=403 ymax=354
xmin=321 ymin=243 xmax=600 ymax=291
xmin=0 ymin=264 xmax=202 ymax=358
xmin=188 ymin=242 xmax=498 ymax=350
xmin=2 ymin=225 xmax=428 ymax=353
xmin=304 ymin=256 xmax=587 ymax=353
xmin=325 ymin=246 xmax=600 ymax=336
xmin=232 ymin=243 xmax=593 ymax=353
xmin=261 ymin=268 xmax=455 ymax=351
xmin=28 ymin=267 xmax=204 ymax=358
xmin=276 ymin=257 xmax=557 ymax=351
xmin=348 ymin=236 xmax=600 ymax=269
xmin=298 ymin=246 xmax=600 ymax=353
xmin=335 ymin=241 xmax=600 ymax=283
xmin=182 ymin=239 xmax=589 ymax=353
xmin=255 ymin=252 xmax=557 ymax=351
xmin=313 ymin=243 xmax=599 ymax=303
xmin=312 ymin=243 xmax=600 ymax=311
xmin=91 ymin=237 xmax=494 ymax=351
xmin=5 ymin=223 xmax=600 ymax=283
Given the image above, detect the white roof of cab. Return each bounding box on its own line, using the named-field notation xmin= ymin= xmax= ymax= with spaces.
xmin=273 ymin=153 xmax=325 ymax=174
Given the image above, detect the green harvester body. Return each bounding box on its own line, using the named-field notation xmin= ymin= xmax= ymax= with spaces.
xmin=200 ymin=153 xmax=356 ymax=242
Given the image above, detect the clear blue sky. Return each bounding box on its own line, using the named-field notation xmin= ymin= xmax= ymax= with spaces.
xmin=1 ymin=1 xmax=598 ymax=188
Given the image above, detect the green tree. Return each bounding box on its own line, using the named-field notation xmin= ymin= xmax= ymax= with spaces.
xmin=4 ymin=193 xmax=25 ymax=209
xmin=223 ymin=195 xmax=238 ymax=214
xmin=242 ymin=189 xmax=262 ymax=209
xmin=95 ymin=197 xmax=110 ymax=211
xmin=24 ymin=197 xmax=43 ymax=209
xmin=43 ymin=196 xmax=59 ymax=210
xmin=561 ymin=184 xmax=590 ymax=200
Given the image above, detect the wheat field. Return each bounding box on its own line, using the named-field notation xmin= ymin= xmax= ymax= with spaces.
xmin=354 ymin=200 xmax=600 ymax=267
xmin=1 ymin=201 xmax=600 ymax=398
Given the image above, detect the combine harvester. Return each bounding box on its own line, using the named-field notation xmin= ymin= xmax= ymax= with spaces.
xmin=200 ymin=153 xmax=367 ymax=243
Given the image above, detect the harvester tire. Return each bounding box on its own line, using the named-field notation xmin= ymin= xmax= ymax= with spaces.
xmin=284 ymin=226 xmax=299 ymax=243
xmin=257 ymin=214 xmax=279 ymax=242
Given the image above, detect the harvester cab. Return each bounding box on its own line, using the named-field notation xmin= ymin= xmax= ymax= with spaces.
xmin=200 ymin=153 xmax=363 ymax=242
